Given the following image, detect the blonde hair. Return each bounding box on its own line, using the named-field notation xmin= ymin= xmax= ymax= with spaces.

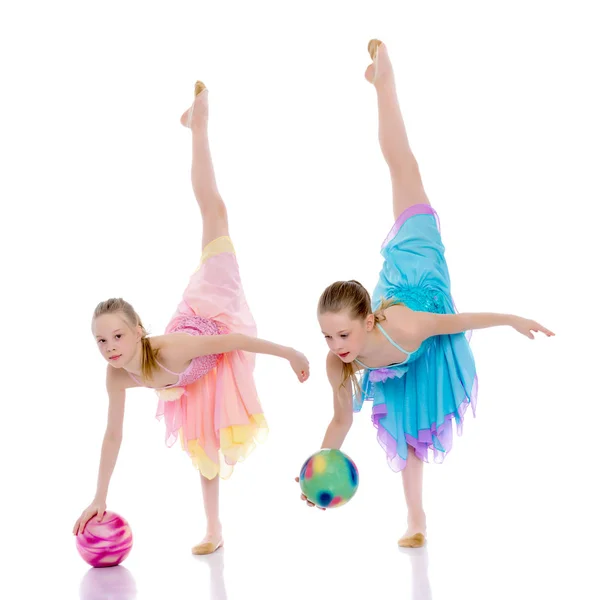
xmin=93 ymin=298 xmax=159 ymax=382
xmin=318 ymin=280 xmax=397 ymax=392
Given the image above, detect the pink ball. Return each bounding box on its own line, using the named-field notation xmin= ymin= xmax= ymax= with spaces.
xmin=75 ymin=511 xmax=133 ymax=568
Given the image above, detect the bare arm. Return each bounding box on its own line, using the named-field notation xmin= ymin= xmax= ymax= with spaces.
xmin=171 ymin=332 xmax=292 ymax=360
xmin=169 ymin=333 xmax=310 ymax=382
xmin=296 ymin=353 xmax=354 ymax=509
xmin=93 ymin=370 xmax=126 ymax=503
xmin=321 ymin=352 xmax=354 ymax=450
xmin=298 ymin=353 xmax=354 ymax=509
xmin=73 ymin=368 xmax=126 ymax=535
xmin=415 ymin=312 xmax=555 ymax=340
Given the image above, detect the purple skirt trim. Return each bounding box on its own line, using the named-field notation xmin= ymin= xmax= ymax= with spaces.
xmin=381 ymin=203 xmax=439 ymax=249
xmin=370 ymin=377 xmax=479 ymax=471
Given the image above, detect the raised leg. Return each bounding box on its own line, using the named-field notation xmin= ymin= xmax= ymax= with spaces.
xmin=399 ymin=446 xmax=427 ymax=547
xmin=181 ymin=82 xmax=230 ymax=249
xmin=366 ymin=40 xmax=430 ymax=221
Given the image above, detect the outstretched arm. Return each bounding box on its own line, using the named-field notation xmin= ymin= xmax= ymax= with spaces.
xmin=170 ymin=333 xmax=310 ymax=382
xmin=416 ymin=312 xmax=555 ymax=340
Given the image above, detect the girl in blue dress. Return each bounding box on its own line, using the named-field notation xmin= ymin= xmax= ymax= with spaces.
xmin=301 ymin=40 xmax=554 ymax=548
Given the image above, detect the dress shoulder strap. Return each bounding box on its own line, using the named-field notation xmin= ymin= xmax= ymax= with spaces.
xmin=376 ymin=323 xmax=414 ymax=356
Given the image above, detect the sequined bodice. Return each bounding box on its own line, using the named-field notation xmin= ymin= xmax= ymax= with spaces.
xmin=392 ymin=285 xmax=445 ymax=314
xmin=164 ymin=315 xmax=228 ymax=387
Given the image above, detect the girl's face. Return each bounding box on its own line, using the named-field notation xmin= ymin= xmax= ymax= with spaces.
xmin=93 ymin=312 xmax=141 ymax=368
xmin=318 ymin=310 xmax=374 ymax=363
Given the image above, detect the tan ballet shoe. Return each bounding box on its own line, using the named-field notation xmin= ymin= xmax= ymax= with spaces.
xmin=365 ymin=38 xmax=383 ymax=83
xmin=368 ymin=38 xmax=383 ymax=60
xmin=181 ymin=80 xmax=209 ymax=128
xmin=191 ymin=538 xmax=224 ymax=555
xmin=194 ymin=80 xmax=207 ymax=97
xmin=398 ymin=533 xmax=426 ymax=549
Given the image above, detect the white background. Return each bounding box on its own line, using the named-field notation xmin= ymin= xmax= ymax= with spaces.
xmin=1 ymin=1 xmax=598 ymax=598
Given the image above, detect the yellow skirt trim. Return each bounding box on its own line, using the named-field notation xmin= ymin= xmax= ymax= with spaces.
xmin=181 ymin=413 xmax=268 ymax=480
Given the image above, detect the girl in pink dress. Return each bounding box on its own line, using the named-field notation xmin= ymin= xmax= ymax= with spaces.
xmin=73 ymin=82 xmax=310 ymax=555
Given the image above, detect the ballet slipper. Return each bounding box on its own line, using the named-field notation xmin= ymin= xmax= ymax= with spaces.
xmin=364 ymin=38 xmax=384 ymax=84
xmin=397 ymin=532 xmax=427 ymax=549
xmin=180 ymin=80 xmax=208 ymax=128
xmin=191 ymin=538 xmax=224 ymax=555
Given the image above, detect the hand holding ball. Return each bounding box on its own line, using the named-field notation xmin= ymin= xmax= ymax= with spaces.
xmin=75 ymin=511 xmax=133 ymax=568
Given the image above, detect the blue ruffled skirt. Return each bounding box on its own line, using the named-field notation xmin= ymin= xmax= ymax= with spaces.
xmin=354 ymin=204 xmax=478 ymax=471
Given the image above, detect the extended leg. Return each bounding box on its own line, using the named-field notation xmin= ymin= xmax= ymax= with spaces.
xmin=181 ymin=82 xmax=230 ymax=249
xmin=366 ymin=41 xmax=430 ymax=221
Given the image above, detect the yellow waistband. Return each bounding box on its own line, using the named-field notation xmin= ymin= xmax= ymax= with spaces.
xmin=200 ymin=236 xmax=236 ymax=266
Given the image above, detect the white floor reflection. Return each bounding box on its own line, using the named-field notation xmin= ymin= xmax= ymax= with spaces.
xmin=79 ymin=565 xmax=137 ymax=600
xmin=77 ymin=549 xmax=230 ymax=600
xmin=399 ymin=546 xmax=433 ymax=600
xmin=193 ymin=549 xmax=228 ymax=600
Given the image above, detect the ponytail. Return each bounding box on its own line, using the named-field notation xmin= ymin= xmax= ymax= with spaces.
xmin=140 ymin=330 xmax=160 ymax=382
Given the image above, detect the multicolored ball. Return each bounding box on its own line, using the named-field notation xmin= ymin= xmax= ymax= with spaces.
xmin=299 ymin=448 xmax=359 ymax=508
xmin=75 ymin=511 xmax=133 ymax=568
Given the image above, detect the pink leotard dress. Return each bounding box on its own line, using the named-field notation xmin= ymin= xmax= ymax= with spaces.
xmin=129 ymin=236 xmax=267 ymax=480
